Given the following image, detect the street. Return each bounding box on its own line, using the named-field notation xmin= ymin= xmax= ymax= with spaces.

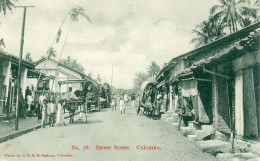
xmin=0 ymin=105 xmax=216 ymax=161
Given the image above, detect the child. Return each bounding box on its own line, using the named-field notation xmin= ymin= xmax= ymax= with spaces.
xmin=56 ymin=99 xmax=65 ymax=126
xmin=41 ymin=99 xmax=47 ymax=128
xmin=47 ymin=100 xmax=56 ymax=127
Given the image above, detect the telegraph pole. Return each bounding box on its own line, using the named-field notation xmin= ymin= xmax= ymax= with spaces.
xmin=15 ymin=5 xmax=35 ymax=130
xmin=110 ymin=65 xmax=113 ymax=93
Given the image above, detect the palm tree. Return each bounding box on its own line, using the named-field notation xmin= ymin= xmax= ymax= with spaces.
xmin=147 ymin=61 xmax=161 ymax=79
xmin=46 ymin=47 xmax=57 ymax=58
xmin=210 ymin=0 xmax=259 ymax=34
xmin=0 ymin=0 xmax=16 ymax=15
xmin=190 ymin=19 xmax=225 ymax=47
xmin=0 ymin=38 xmax=5 ymax=48
xmin=25 ymin=52 xmax=33 ymax=62
xmin=191 ymin=20 xmax=214 ymax=48
xmin=133 ymin=72 xmax=148 ymax=91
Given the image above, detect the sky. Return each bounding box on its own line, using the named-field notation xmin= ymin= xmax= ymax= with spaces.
xmin=0 ymin=0 xmax=217 ymax=89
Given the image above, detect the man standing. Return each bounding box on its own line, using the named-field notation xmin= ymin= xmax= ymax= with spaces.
xmin=119 ymin=93 xmax=125 ymax=114
xmin=175 ymin=87 xmax=194 ymax=131
xmin=38 ymin=93 xmax=46 ymax=122
xmin=64 ymin=87 xmax=77 ymax=123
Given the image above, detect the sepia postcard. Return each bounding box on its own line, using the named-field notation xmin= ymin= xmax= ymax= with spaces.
xmin=0 ymin=0 xmax=259 ymax=160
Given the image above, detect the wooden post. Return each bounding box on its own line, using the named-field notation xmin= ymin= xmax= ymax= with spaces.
xmin=15 ymin=6 xmax=35 ymax=130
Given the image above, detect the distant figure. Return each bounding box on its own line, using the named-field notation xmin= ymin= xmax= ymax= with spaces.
xmin=119 ymin=93 xmax=125 ymax=114
xmin=111 ymin=93 xmax=117 ymax=110
xmin=131 ymin=93 xmax=136 ymax=107
xmin=124 ymin=93 xmax=128 ymax=106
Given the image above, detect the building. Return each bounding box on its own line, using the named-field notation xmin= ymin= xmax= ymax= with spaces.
xmin=35 ymin=57 xmax=88 ymax=92
xmin=156 ymin=22 xmax=260 ymax=141
xmin=0 ymin=51 xmax=38 ymax=116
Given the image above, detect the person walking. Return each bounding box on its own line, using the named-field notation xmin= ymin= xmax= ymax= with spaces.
xmin=119 ymin=93 xmax=125 ymax=114
xmin=131 ymin=93 xmax=136 ymax=107
xmin=111 ymin=93 xmax=117 ymax=110
xmin=124 ymin=93 xmax=128 ymax=106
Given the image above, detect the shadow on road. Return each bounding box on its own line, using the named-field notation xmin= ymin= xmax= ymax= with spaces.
xmin=72 ymin=119 xmax=104 ymax=125
xmin=87 ymin=120 xmax=104 ymax=124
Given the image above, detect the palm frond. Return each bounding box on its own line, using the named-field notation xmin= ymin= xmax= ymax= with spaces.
xmin=210 ymin=5 xmax=221 ymax=15
xmin=70 ymin=6 xmax=91 ymax=23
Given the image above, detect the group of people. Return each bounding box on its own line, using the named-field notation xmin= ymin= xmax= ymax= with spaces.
xmin=19 ymin=86 xmax=78 ymax=128
xmin=111 ymin=92 xmax=136 ymax=114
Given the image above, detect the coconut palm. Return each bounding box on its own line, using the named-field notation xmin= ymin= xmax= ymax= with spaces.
xmin=210 ymin=0 xmax=259 ymax=33
xmin=147 ymin=61 xmax=161 ymax=79
xmin=190 ymin=19 xmax=225 ymax=47
xmin=46 ymin=47 xmax=57 ymax=58
xmin=134 ymin=72 xmax=148 ymax=91
xmin=25 ymin=52 xmax=33 ymax=62
xmin=190 ymin=20 xmax=214 ymax=48
xmin=0 ymin=0 xmax=16 ymax=15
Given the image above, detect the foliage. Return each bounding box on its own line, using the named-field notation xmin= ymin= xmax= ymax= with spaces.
xmin=0 ymin=38 xmax=5 ymax=48
xmin=46 ymin=47 xmax=57 ymax=58
xmin=87 ymin=72 xmax=92 ymax=78
xmin=69 ymin=6 xmax=91 ymax=22
xmin=190 ymin=19 xmax=225 ymax=48
xmin=133 ymin=72 xmax=148 ymax=92
xmin=25 ymin=52 xmax=33 ymax=62
xmin=191 ymin=0 xmax=259 ymax=48
xmin=60 ymin=56 xmax=85 ymax=73
xmin=133 ymin=61 xmax=161 ymax=92
xmin=210 ymin=0 xmax=259 ymax=33
xmin=0 ymin=0 xmax=16 ymax=15
xmin=96 ymin=74 xmax=101 ymax=83
xmin=147 ymin=61 xmax=161 ymax=78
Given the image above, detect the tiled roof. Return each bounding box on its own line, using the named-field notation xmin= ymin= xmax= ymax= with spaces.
xmin=0 ymin=50 xmax=35 ymax=69
xmin=156 ymin=22 xmax=260 ymax=81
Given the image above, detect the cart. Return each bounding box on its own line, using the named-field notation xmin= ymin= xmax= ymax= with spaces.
xmin=66 ymin=99 xmax=87 ymax=123
xmin=58 ymin=79 xmax=101 ymax=122
xmin=137 ymin=80 xmax=159 ymax=118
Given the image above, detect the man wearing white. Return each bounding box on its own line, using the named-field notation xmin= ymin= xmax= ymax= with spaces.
xmin=119 ymin=93 xmax=125 ymax=114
